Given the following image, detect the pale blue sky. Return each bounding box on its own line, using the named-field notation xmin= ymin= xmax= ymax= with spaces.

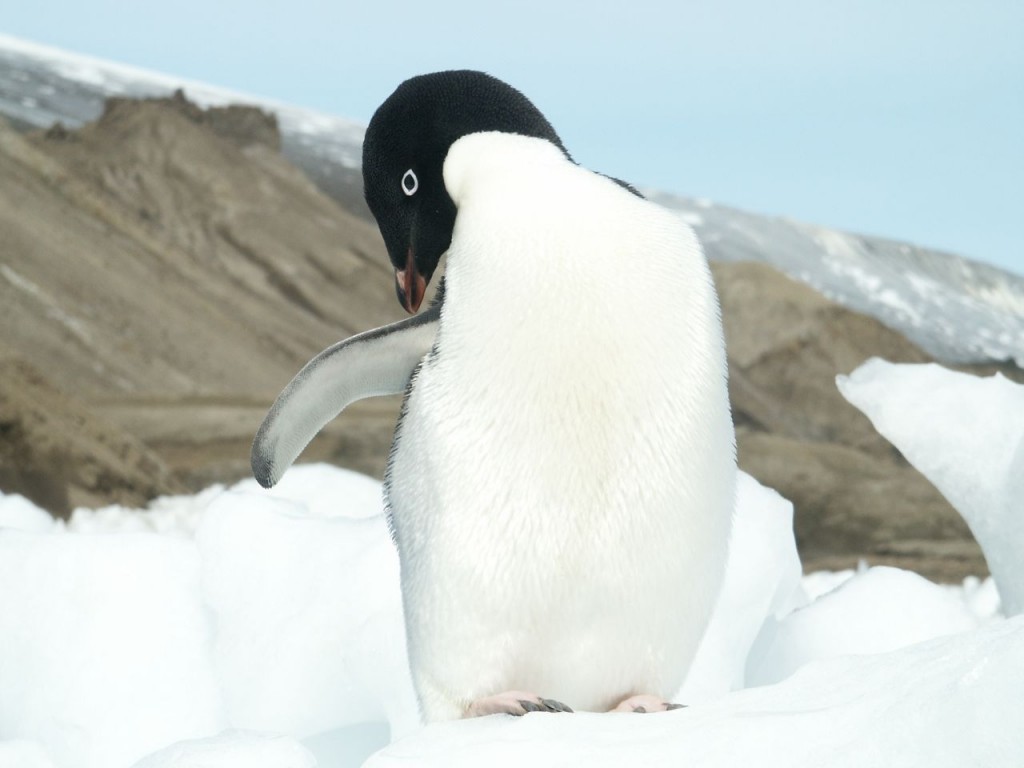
xmin=3 ymin=1 xmax=1022 ymax=274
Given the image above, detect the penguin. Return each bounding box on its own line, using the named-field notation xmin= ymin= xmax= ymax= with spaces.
xmin=252 ymin=70 xmax=736 ymax=722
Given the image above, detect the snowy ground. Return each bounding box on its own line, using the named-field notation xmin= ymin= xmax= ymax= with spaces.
xmin=1 ymin=359 xmax=1022 ymax=767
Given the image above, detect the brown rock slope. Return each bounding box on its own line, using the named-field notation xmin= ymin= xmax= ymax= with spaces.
xmin=0 ymin=356 xmax=182 ymax=516
xmin=1 ymin=93 xmax=401 ymax=496
xmin=717 ymin=261 xmax=1023 ymax=580
xmin=3 ymin=91 xmax=397 ymax=397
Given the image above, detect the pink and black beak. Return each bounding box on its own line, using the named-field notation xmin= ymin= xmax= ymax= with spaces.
xmin=395 ymin=247 xmax=429 ymax=314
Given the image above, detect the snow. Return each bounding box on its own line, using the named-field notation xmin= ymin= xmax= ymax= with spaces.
xmin=364 ymin=616 xmax=1024 ymax=768
xmin=678 ymin=473 xmax=805 ymax=701
xmin=2 ymin=360 xmax=1023 ymax=766
xmin=195 ymin=490 xmax=418 ymax=739
xmin=746 ymin=565 xmax=980 ymax=686
xmin=954 ymin=574 xmax=1003 ymax=621
xmin=0 ymin=493 xmax=54 ymax=533
xmin=838 ymin=358 xmax=1024 ymax=615
xmin=799 ymin=566 xmax=857 ymax=600
xmin=131 ymin=732 xmax=315 ymax=768
xmin=0 ymin=740 xmax=57 ymax=768
xmin=230 ymin=465 xmax=385 ymax=521
xmin=0 ymin=468 xmax=410 ymax=768
xmin=0 ymin=530 xmax=224 ymax=768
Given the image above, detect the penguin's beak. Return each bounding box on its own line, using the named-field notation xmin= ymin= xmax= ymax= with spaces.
xmin=395 ymin=247 xmax=427 ymax=314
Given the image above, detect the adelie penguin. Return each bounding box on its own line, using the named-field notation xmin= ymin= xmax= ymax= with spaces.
xmin=252 ymin=70 xmax=736 ymax=721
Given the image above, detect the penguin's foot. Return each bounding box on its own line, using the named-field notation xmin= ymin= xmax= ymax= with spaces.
xmin=464 ymin=691 xmax=574 ymax=718
xmin=611 ymin=694 xmax=686 ymax=713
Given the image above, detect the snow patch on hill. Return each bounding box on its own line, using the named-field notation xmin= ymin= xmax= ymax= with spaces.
xmin=653 ymin=192 xmax=1024 ymax=366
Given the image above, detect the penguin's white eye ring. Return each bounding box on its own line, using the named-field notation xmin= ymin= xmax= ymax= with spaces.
xmin=402 ymin=169 xmax=418 ymax=196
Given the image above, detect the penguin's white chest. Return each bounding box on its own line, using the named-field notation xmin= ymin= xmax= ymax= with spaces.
xmin=386 ymin=134 xmax=735 ymax=721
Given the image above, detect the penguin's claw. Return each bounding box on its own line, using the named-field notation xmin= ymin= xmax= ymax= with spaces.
xmin=465 ymin=691 xmax=573 ymax=717
xmin=540 ymin=697 xmax=574 ymax=713
xmin=611 ymin=694 xmax=686 ymax=713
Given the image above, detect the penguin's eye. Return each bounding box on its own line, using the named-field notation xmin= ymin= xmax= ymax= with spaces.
xmin=401 ymin=169 xmax=418 ymax=196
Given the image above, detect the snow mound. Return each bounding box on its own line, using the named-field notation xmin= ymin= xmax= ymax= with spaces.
xmin=0 ymin=740 xmax=57 ymax=768
xmin=0 ymin=531 xmax=224 ymax=768
xmin=0 ymin=493 xmax=54 ymax=532
xmin=229 ymin=464 xmax=385 ymax=520
xmin=838 ymin=358 xmax=1024 ymax=614
xmin=747 ymin=566 xmax=979 ymax=685
xmin=366 ymin=616 xmax=1024 ymax=768
xmin=0 ymin=466 xmax=412 ymax=768
xmin=679 ymin=473 xmax=804 ymax=701
xmin=66 ymin=485 xmax=224 ymax=536
xmin=63 ymin=465 xmax=381 ymax=536
xmin=196 ymin=488 xmax=417 ymax=738
xmin=0 ymin=436 xmax=1016 ymax=767
xmin=954 ymin=574 xmax=1003 ymax=621
xmin=131 ymin=731 xmax=315 ymax=768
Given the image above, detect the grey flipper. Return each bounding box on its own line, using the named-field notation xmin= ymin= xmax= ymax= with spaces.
xmin=251 ymin=303 xmax=439 ymax=488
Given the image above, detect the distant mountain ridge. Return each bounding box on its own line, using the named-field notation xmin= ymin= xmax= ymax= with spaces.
xmin=650 ymin=192 xmax=1024 ymax=365
xmin=2 ymin=33 xmax=1022 ymax=366
xmin=0 ymin=34 xmax=369 ymax=214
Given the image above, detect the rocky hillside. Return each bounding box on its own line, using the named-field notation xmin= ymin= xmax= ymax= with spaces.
xmin=2 ymin=92 xmax=1018 ymax=581
xmin=2 ymin=90 xmax=397 ymax=397
xmin=717 ymin=260 xmax=1021 ymax=578
xmin=0 ymin=93 xmax=402 ymax=506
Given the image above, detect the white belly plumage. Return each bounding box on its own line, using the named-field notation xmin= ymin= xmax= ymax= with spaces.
xmin=385 ymin=132 xmax=735 ymax=722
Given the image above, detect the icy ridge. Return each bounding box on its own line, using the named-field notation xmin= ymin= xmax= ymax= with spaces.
xmin=0 ymin=33 xmax=365 ymax=168
xmin=839 ymin=358 xmax=1024 ymax=614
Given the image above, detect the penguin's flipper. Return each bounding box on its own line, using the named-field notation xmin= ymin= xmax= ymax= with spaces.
xmin=251 ymin=305 xmax=439 ymax=488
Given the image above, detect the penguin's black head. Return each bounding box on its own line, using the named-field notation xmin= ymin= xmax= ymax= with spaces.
xmin=363 ymin=70 xmax=567 ymax=313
